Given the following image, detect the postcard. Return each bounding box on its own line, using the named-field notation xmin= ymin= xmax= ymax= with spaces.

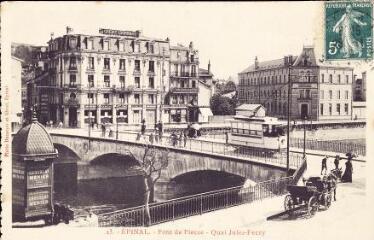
xmin=1 ymin=1 xmax=373 ymax=240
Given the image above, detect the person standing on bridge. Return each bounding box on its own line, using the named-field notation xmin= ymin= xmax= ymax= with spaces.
xmin=334 ymin=155 xmax=340 ymax=169
xmin=321 ymin=156 xmax=328 ymax=175
xmin=141 ymin=119 xmax=146 ymax=135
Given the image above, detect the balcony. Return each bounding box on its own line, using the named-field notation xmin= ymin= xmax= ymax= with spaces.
xmin=133 ymin=69 xmax=141 ymax=76
xmin=116 ymin=85 xmax=134 ymax=93
xmin=63 ymin=83 xmax=81 ymax=89
xmin=147 ymin=71 xmax=156 ymax=77
xmin=169 ymin=87 xmax=199 ymax=94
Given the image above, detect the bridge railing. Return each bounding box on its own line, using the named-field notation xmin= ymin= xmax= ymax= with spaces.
xmin=115 ymin=131 xmax=303 ymax=169
xmin=98 ymin=176 xmax=293 ymax=227
xmin=290 ymin=138 xmax=366 ymax=156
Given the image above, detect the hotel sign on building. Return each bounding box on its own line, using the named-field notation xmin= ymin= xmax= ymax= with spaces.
xmin=99 ymin=28 xmax=140 ymax=37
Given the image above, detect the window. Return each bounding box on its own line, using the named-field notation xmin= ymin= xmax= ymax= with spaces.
xmin=88 ymin=57 xmax=94 ymax=69
xmin=148 ymin=94 xmax=154 ymax=104
xmin=320 ymin=103 xmax=324 ymax=115
xmin=119 ymin=42 xmax=125 ymax=52
xmin=337 ymin=103 xmax=341 ymax=115
xmin=346 ymin=75 xmax=349 ymax=83
xmin=305 ymin=90 xmax=310 ymax=98
xmin=192 ymin=80 xmax=196 ymax=88
xmin=103 ymin=93 xmax=110 ymax=104
xmin=320 ymin=90 xmax=324 ymax=99
xmin=119 ymin=76 xmax=125 ymax=88
xmin=337 ymin=90 xmax=341 ymax=99
xmin=104 ymin=75 xmax=110 ymax=87
xmin=345 ymin=103 xmax=349 ymax=114
xmin=172 ymin=96 xmax=177 ymax=104
xmin=148 ymin=77 xmax=154 ymax=88
xmin=338 ymin=74 xmax=341 ymax=84
xmin=135 ymin=77 xmax=140 ymax=88
xmin=69 ymin=56 xmax=77 ymax=69
xmin=174 ymin=64 xmax=178 ymax=76
xmin=119 ymin=59 xmax=126 ymax=70
xmin=88 ymin=75 xmax=94 ymax=87
xmin=104 ymin=41 xmax=109 ymax=51
xmin=135 ymin=60 xmax=140 ymax=71
xmin=69 ymin=74 xmax=76 ymax=87
xmin=190 ymin=55 xmax=194 ymax=62
xmin=87 ymin=93 xmax=94 ymax=104
xmin=135 ymin=42 xmax=140 ymax=53
xmin=88 ymin=39 xmax=94 ymax=50
xmin=329 ymin=103 xmax=332 ymax=115
xmin=149 ymin=44 xmax=154 ymax=53
xmin=119 ymin=93 xmax=125 ymax=103
xmin=345 ymin=90 xmax=349 ymax=99
xmin=191 ymin=65 xmax=197 ymax=77
xmin=329 ymin=74 xmax=333 ymax=83
xmin=299 ymin=90 xmax=304 ymax=98
xmin=104 ymin=58 xmax=110 ymax=70
xmin=134 ymin=94 xmax=140 ymax=104
xmin=321 ymin=74 xmax=324 ymax=83
xmin=149 ymin=61 xmax=154 ymax=72
xmin=329 ymin=90 xmax=333 ymax=99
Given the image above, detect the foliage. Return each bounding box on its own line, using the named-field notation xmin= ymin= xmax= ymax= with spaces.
xmin=210 ymin=93 xmax=237 ymax=115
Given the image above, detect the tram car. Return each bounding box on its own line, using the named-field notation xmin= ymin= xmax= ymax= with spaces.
xmin=229 ymin=115 xmax=287 ymax=152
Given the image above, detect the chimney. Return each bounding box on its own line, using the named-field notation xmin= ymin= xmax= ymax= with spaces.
xmin=208 ymin=60 xmax=211 ymax=74
xmin=66 ymin=26 xmax=74 ymax=35
xmin=255 ymin=56 xmax=259 ymax=69
xmin=189 ymin=41 xmax=194 ymax=49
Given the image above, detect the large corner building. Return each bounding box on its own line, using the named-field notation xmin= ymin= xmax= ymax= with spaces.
xmin=238 ymin=46 xmax=354 ymax=121
xmin=37 ymin=28 xmax=209 ymax=128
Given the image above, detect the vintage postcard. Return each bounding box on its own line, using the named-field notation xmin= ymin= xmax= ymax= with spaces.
xmin=1 ymin=1 xmax=374 ymax=240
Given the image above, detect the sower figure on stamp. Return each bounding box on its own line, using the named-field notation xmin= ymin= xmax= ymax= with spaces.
xmin=333 ymin=4 xmax=367 ymax=58
xmin=321 ymin=155 xmax=328 ymax=175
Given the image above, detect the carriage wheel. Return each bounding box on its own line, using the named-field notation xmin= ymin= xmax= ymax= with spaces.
xmin=284 ymin=194 xmax=294 ymax=216
xmin=307 ymin=196 xmax=319 ymax=217
xmin=324 ymin=193 xmax=332 ymax=210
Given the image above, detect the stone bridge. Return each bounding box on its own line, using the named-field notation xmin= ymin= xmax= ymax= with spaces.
xmin=50 ymin=133 xmax=293 ymax=185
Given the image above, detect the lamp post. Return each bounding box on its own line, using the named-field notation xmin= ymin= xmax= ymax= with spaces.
xmin=116 ymin=106 xmax=119 ymax=140
xmin=303 ymin=115 xmax=307 ymax=159
xmin=286 ymin=64 xmax=292 ymax=175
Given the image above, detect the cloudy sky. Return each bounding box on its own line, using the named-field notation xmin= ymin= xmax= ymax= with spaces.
xmin=3 ymin=2 xmax=322 ymax=80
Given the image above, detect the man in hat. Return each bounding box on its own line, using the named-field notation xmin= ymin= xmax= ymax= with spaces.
xmin=321 ymin=156 xmax=328 ymax=175
xmin=334 ymin=155 xmax=340 ymax=169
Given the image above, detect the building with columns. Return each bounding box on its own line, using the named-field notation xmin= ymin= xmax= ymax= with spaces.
xmin=37 ymin=27 xmax=208 ymax=128
xmin=238 ymin=46 xmax=354 ymax=121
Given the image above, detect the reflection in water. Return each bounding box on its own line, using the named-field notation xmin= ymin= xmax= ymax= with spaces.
xmin=54 ymin=159 xmax=245 ymax=215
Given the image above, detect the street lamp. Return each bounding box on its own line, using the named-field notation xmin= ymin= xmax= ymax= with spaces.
xmin=303 ymin=115 xmax=307 ymax=159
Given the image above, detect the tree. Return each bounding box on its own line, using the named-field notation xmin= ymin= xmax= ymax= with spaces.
xmin=134 ymin=143 xmax=169 ymax=226
xmin=210 ymin=93 xmax=236 ymax=115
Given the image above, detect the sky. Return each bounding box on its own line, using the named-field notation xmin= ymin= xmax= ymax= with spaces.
xmin=3 ymin=2 xmax=322 ymax=80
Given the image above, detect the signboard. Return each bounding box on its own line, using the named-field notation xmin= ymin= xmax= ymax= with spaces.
xmin=27 ymin=189 xmax=50 ymax=211
xmin=99 ymin=28 xmax=140 ymax=37
xmin=27 ymin=168 xmax=51 ymax=188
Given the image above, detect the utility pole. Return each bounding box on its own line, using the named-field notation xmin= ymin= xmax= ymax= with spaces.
xmin=303 ymin=115 xmax=307 ymax=159
xmin=286 ymin=61 xmax=292 ymax=175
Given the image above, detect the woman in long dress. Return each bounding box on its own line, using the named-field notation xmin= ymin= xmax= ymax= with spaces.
xmin=341 ymin=159 xmax=353 ymax=182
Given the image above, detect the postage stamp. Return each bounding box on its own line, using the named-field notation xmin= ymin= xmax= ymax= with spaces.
xmin=325 ymin=1 xmax=373 ymax=60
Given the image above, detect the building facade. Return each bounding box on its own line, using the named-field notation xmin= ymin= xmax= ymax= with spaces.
xmin=238 ymin=46 xmax=354 ymax=121
xmin=39 ymin=28 xmax=209 ymax=128
xmin=10 ymin=56 xmax=24 ymax=131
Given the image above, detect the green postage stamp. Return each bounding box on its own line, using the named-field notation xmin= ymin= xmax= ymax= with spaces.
xmin=325 ymin=1 xmax=373 ymax=60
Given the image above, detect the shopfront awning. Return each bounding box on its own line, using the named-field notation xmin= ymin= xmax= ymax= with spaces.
xmin=198 ymin=107 xmax=213 ymax=117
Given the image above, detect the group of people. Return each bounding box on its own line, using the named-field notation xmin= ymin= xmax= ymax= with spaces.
xmin=321 ymin=153 xmax=354 ymax=183
xmin=170 ymin=131 xmax=188 ymax=147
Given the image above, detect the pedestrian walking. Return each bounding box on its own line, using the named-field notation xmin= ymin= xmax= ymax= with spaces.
xmin=179 ymin=131 xmax=183 ymax=147
xmin=321 ymin=155 xmax=328 ymax=175
xmin=183 ymin=130 xmax=187 ymax=147
xmin=342 ymin=153 xmax=354 ymax=182
xmin=334 ymin=155 xmax=340 ymax=169
xmin=171 ymin=132 xmax=177 ymax=147
xmin=101 ymin=124 xmax=106 ymax=137
xmin=149 ymin=133 xmax=154 ymax=145
xmin=141 ymin=119 xmax=146 ymax=135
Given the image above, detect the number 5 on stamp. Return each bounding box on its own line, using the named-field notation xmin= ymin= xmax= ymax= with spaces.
xmin=325 ymin=1 xmax=373 ymax=60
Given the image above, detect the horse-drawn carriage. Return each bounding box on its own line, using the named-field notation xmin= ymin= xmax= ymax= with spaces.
xmin=283 ymin=176 xmax=333 ymax=218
